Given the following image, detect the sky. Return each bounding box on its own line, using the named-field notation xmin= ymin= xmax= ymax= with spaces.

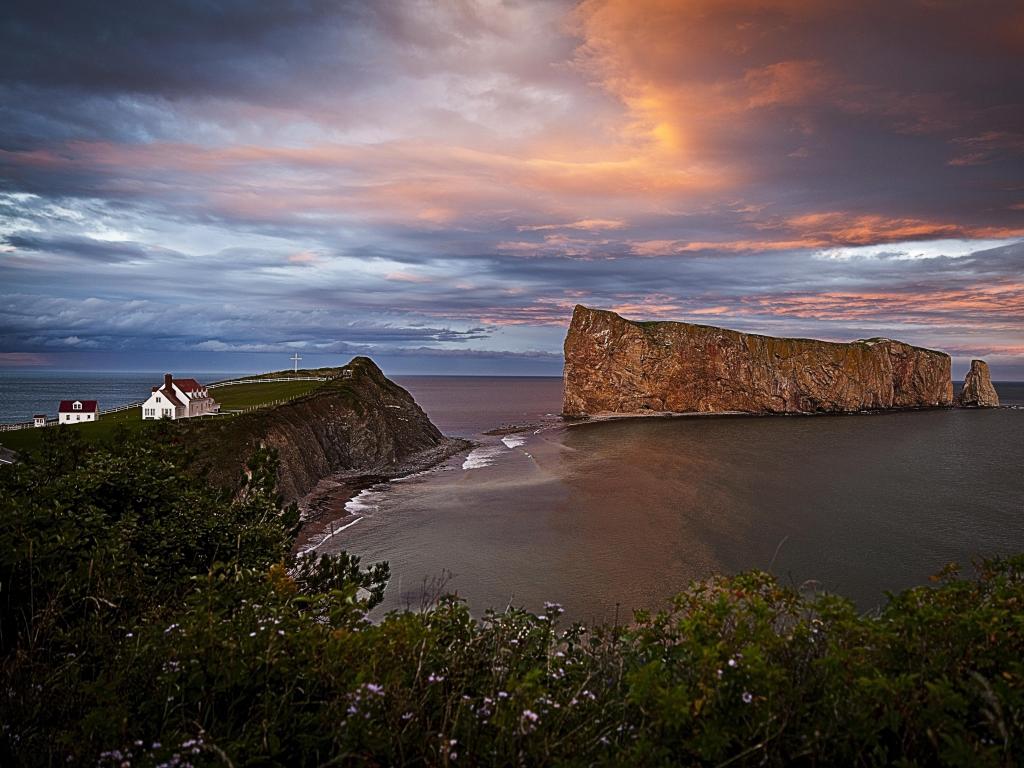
xmin=1 ymin=0 xmax=1022 ymax=378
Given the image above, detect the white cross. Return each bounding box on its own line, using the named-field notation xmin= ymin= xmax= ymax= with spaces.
xmin=290 ymin=353 xmax=302 ymax=372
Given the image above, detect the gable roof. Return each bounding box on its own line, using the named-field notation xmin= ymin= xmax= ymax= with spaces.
xmin=157 ymin=387 xmax=184 ymax=407
xmin=173 ymin=378 xmax=204 ymax=393
xmin=59 ymin=400 xmax=98 ymax=413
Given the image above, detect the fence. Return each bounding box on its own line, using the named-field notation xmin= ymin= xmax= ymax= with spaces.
xmin=208 ymin=376 xmax=328 ymax=388
xmin=0 ymin=420 xmax=51 ymax=432
xmin=1 ymin=399 xmax=145 ymax=433
xmin=221 ymin=398 xmax=298 ymax=414
xmin=100 ymin=400 xmax=144 ymax=416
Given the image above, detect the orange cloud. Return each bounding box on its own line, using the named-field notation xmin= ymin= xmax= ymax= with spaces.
xmin=745 ymin=283 xmax=1024 ymax=324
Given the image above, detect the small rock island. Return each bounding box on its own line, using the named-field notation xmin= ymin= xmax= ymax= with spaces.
xmin=958 ymin=359 xmax=1000 ymax=407
xmin=563 ymin=305 xmax=998 ymax=418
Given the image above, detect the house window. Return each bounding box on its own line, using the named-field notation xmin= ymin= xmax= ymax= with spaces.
xmin=73 ymin=402 xmax=82 ymax=410
xmin=156 ymin=396 xmax=161 ymax=403
xmin=76 ymin=415 xmax=81 ymax=421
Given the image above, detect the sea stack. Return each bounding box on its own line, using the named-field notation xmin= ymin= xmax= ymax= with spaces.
xmin=562 ymin=305 xmax=954 ymax=418
xmin=957 ymin=359 xmax=999 ymax=408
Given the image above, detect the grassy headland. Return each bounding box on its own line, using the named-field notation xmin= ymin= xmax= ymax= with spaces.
xmin=0 ymin=371 xmax=328 ymax=455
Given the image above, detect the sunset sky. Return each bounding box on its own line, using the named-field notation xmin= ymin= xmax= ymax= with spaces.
xmin=2 ymin=0 xmax=1022 ymax=376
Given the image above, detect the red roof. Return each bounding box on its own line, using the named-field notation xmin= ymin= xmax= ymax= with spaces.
xmin=158 ymin=388 xmax=184 ymax=407
xmin=173 ymin=378 xmax=204 ymax=393
xmin=59 ymin=400 xmax=98 ymax=413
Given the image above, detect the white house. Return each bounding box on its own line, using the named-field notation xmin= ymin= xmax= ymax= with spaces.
xmin=59 ymin=400 xmax=98 ymax=424
xmin=142 ymin=373 xmax=219 ymax=420
xmin=34 ymin=414 xmax=47 ymax=427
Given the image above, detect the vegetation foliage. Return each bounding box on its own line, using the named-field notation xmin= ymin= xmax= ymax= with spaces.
xmin=1 ymin=426 xmax=1022 ymax=766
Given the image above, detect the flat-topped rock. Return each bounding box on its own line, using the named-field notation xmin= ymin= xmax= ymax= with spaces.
xmin=562 ymin=306 xmax=955 ymax=418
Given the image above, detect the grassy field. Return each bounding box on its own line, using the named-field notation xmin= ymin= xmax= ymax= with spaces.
xmin=0 ymin=407 xmax=146 ymax=454
xmin=213 ymin=379 xmax=323 ymax=409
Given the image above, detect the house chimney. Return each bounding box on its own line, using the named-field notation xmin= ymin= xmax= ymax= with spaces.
xmin=152 ymin=386 xmax=158 ymax=392
xmin=164 ymin=373 xmax=173 ymax=389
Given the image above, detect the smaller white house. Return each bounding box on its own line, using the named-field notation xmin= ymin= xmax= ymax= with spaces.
xmin=59 ymin=400 xmax=98 ymax=424
xmin=142 ymin=374 xmax=219 ymax=420
xmin=33 ymin=414 xmax=47 ymax=428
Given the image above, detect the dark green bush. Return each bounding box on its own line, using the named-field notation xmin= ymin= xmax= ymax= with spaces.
xmin=1 ymin=428 xmax=1022 ymax=766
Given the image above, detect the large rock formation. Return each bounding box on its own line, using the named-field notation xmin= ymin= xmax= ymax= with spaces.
xmin=957 ymin=359 xmax=1000 ymax=408
xmin=563 ymin=306 xmax=955 ymax=418
xmin=186 ymin=357 xmax=469 ymax=502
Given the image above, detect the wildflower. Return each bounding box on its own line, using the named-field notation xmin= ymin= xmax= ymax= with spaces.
xmin=164 ymin=623 xmax=179 ymax=634
xmin=362 ymin=683 xmax=384 ymax=696
xmin=497 ymin=691 xmax=509 ymax=699
xmin=521 ymin=709 xmax=540 ymax=732
xmin=249 ymin=631 xmax=256 ymax=637
xmin=727 ymin=657 xmax=737 ymax=668
xmin=742 ymin=691 xmax=753 ymax=704
xmin=427 ymin=673 xmax=444 ymax=683
xmin=544 ymin=601 xmax=564 ymax=614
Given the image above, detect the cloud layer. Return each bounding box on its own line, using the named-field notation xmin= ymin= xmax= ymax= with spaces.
xmin=1 ymin=0 xmax=1022 ymax=375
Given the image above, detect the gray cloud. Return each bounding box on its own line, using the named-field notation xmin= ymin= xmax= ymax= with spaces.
xmin=0 ymin=1 xmax=1022 ymax=376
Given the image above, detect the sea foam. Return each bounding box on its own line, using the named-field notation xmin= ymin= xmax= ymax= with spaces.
xmin=345 ymin=488 xmax=384 ymax=515
xmin=462 ymin=445 xmax=505 ymax=470
xmin=462 ymin=433 xmax=529 ymax=470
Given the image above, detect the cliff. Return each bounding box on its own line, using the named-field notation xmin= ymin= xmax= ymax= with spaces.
xmin=185 ymin=357 xmax=468 ymax=502
xmin=957 ymin=360 xmax=1000 ymax=407
xmin=563 ymin=306 xmax=955 ymax=418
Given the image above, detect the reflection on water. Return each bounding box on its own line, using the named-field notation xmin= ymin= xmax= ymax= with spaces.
xmin=322 ymin=379 xmax=1024 ymax=622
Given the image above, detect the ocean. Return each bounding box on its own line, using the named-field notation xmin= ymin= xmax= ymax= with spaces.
xmin=3 ymin=371 xmax=1023 ymax=623
xmin=332 ymin=377 xmax=1024 ymax=622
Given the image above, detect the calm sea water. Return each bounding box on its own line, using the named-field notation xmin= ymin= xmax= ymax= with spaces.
xmin=326 ymin=378 xmax=1024 ymax=622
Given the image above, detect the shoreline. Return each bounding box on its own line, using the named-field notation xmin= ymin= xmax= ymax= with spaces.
xmin=293 ymin=436 xmax=472 ymax=554
xmin=559 ymin=403 xmax=1008 ymax=426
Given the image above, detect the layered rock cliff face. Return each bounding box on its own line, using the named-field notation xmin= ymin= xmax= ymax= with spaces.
xmin=187 ymin=357 xmax=467 ymax=502
xmin=958 ymin=360 xmax=1000 ymax=407
xmin=563 ymin=306 xmax=955 ymax=418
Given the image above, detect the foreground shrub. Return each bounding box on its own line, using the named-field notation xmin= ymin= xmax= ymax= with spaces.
xmin=1 ymin=429 xmax=1022 ymax=765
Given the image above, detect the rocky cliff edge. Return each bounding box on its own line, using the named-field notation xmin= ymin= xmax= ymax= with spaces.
xmin=186 ymin=357 xmax=469 ymax=502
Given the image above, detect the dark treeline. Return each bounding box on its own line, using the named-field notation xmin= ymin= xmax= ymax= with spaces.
xmin=1 ymin=425 xmax=1022 ymax=766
